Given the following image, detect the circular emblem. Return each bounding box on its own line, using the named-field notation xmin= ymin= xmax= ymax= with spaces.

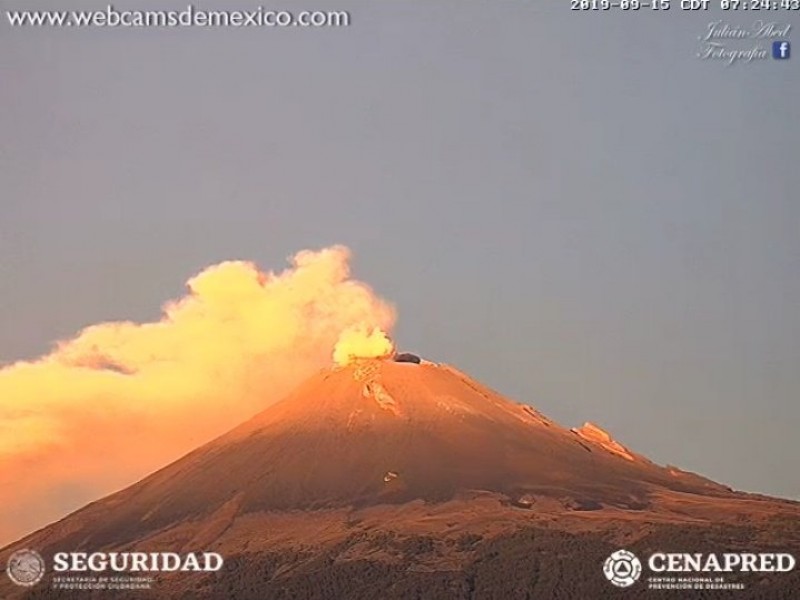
xmin=603 ymin=549 xmax=642 ymax=588
xmin=6 ymin=549 xmax=45 ymax=587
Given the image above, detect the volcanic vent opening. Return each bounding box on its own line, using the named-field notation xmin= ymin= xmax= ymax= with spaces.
xmin=332 ymin=327 xmax=395 ymax=366
xmin=332 ymin=327 xmax=424 ymax=367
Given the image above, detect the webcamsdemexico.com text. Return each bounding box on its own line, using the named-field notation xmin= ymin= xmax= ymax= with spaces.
xmin=5 ymin=4 xmax=351 ymax=29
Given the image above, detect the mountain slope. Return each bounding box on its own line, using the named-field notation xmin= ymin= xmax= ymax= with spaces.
xmin=3 ymin=359 xmax=798 ymax=599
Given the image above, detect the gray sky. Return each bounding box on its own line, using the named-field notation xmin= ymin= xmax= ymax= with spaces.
xmin=2 ymin=1 xmax=798 ymax=499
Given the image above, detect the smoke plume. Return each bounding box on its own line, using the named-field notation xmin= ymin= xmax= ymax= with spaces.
xmin=333 ymin=326 xmax=395 ymax=366
xmin=0 ymin=245 xmax=395 ymax=546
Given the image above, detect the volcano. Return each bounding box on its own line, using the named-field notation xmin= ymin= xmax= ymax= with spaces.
xmin=3 ymin=359 xmax=799 ymax=599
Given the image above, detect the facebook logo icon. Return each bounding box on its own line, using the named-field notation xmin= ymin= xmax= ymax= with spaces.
xmin=772 ymin=41 xmax=790 ymax=60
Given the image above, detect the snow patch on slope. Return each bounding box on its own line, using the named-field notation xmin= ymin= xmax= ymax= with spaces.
xmin=571 ymin=422 xmax=635 ymax=461
xmin=362 ymin=382 xmax=401 ymax=416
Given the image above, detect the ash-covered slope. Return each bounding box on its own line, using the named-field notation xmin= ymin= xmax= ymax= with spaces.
xmin=4 ymin=358 xmax=800 ymax=600
xmin=7 ymin=359 xmax=731 ymax=552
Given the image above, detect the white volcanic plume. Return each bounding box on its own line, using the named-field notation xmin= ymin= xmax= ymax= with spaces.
xmin=333 ymin=327 xmax=395 ymax=366
xmin=0 ymin=245 xmax=395 ymax=545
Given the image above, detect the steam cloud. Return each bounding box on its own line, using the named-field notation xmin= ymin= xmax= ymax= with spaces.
xmin=333 ymin=326 xmax=395 ymax=366
xmin=0 ymin=245 xmax=395 ymax=546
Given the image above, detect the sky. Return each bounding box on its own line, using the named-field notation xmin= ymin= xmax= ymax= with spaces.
xmin=1 ymin=1 xmax=798 ymax=541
